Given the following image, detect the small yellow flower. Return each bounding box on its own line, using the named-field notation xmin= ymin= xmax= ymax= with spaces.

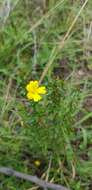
xmin=26 ymin=80 xmax=46 ymax=102
xmin=34 ymin=160 xmax=41 ymax=167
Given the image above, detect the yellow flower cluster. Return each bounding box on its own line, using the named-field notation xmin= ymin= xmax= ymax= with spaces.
xmin=26 ymin=80 xmax=46 ymax=102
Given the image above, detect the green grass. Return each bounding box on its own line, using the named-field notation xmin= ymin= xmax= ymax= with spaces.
xmin=0 ymin=0 xmax=92 ymax=189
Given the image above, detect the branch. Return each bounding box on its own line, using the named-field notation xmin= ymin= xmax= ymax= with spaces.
xmin=0 ymin=167 xmax=70 ymax=190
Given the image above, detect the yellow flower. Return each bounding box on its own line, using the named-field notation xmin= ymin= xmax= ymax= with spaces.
xmin=34 ymin=160 xmax=41 ymax=167
xmin=26 ymin=80 xmax=46 ymax=102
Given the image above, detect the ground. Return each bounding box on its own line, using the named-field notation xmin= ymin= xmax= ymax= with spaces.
xmin=0 ymin=0 xmax=92 ymax=190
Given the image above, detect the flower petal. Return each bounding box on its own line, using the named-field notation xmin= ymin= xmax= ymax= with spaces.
xmin=30 ymin=80 xmax=38 ymax=88
xmin=26 ymin=84 xmax=31 ymax=91
xmin=26 ymin=81 xmax=38 ymax=91
xmin=33 ymin=93 xmax=42 ymax=102
xmin=27 ymin=92 xmax=33 ymax=100
xmin=37 ymin=86 xmax=46 ymax=94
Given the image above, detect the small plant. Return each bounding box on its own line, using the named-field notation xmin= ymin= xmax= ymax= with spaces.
xmin=0 ymin=0 xmax=91 ymax=190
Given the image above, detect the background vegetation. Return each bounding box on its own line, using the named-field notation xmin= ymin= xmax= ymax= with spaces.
xmin=0 ymin=0 xmax=92 ymax=189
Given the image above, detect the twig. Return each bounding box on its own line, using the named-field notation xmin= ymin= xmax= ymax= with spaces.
xmin=0 ymin=167 xmax=70 ymax=190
